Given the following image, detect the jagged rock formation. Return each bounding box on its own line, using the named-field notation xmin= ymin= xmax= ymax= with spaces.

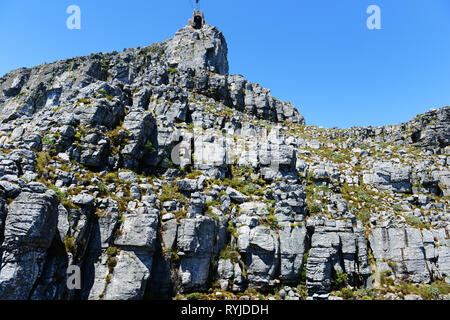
xmin=0 ymin=14 xmax=448 ymax=300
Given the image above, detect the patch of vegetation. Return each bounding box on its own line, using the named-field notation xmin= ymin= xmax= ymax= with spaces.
xmin=331 ymin=270 xmax=348 ymax=290
xmin=226 ymin=220 xmax=238 ymax=238
xmin=386 ymin=260 xmax=398 ymax=269
xmin=380 ymin=270 xmax=395 ymax=286
xmin=405 ymin=214 xmax=430 ymax=229
xmin=106 ymin=246 xmax=120 ymax=272
xmin=42 ymin=136 xmax=56 ymax=147
xmin=308 ymin=201 xmax=324 ymax=214
xmin=185 ymin=170 xmax=204 ymax=179
xmin=167 ymin=68 xmax=179 ymax=74
xmin=265 ymin=215 xmax=280 ymax=231
xmin=242 ymin=182 xmax=259 ymax=195
xmin=356 ymin=209 xmax=371 ymax=226
xmin=159 ymin=182 xmax=185 ymax=203
xmin=96 ymin=89 xmax=114 ymax=101
xmin=330 ymin=152 xmax=348 ymax=163
xmin=336 ymin=287 xmax=355 ymax=300
xmin=392 ymin=203 xmax=403 ymax=212
xmin=142 ymin=43 xmax=165 ymax=60
xmin=106 ymin=125 xmax=129 ymax=147
xmin=49 ymin=185 xmax=79 ymax=210
xmin=290 ymin=222 xmax=303 ymax=228
xmin=145 ymin=140 xmax=156 ymax=153
xmin=170 ymin=250 xmax=180 ymax=264
xmin=208 ymin=165 xmax=266 ymax=197
xmin=104 ymin=172 xmax=119 ymax=184
xmin=219 ymin=245 xmax=241 ymax=263
xmin=97 ymin=181 xmax=109 ymax=196
xmin=77 ymin=98 xmax=91 ymax=105
xmin=381 ymin=279 xmax=450 ymax=300
xmin=64 ymin=235 xmax=76 ymax=254
xmin=355 ymin=189 xmax=376 ymax=203
xmin=100 ymin=60 xmax=111 ymax=71
xmin=355 ymin=288 xmax=378 ymax=300
xmin=163 ymin=157 xmax=175 ymax=168
xmin=35 ymin=151 xmax=52 ymax=174
xmin=185 ymin=292 xmax=205 ymax=300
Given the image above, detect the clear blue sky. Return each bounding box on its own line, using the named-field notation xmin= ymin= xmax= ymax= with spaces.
xmin=1 ymin=0 xmax=449 ymax=128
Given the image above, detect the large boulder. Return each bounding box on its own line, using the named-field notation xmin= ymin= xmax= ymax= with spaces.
xmin=363 ymin=161 xmax=412 ymax=193
xmin=165 ymin=24 xmax=229 ymax=75
xmin=369 ymin=228 xmax=449 ymax=283
xmin=0 ymin=191 xmax=60 ymax=300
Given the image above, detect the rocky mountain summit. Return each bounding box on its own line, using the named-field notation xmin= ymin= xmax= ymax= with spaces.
xmin=0 ymin=14 xmax=448 ymax=300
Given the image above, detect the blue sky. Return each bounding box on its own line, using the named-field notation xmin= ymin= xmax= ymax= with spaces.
xmin=1 ymin=0 xmax=449 ymax=128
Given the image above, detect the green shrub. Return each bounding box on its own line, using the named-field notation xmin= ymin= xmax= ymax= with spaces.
xmin=336 ymin=288 xmax=355 ymax=300
xmin=330 ymin=152 xmax=347 ymax=162
xmin=64 ymin=235 xmax=76 ymax=254
xmin=106 ymin=247 xmax=119 ymax=272
xmin=356 ymin=288 xmax=377 ymax=299
xmin=186 ymin=292 xmax=203 ymax=300
xmin=49 ymin=185 xmax=67 ymax=201
xmin=226 ymin=220 xmax=238 ymax=238
xmin=106 ymin=246 xmax=119 ymax=257
xmin=167 ymin=68 xmax=178 ymax=74
xmin=425 ymin=286 xmax=440 ymax=299
xmin=185 ymin=170 xmax=204 ymax=179
xmin=331 ymin=270 xmax=348 ymax=290
xmin=163 ymin=157 xmax=174 ymax=167
xmin=405 ymin=214 xmax=429 ymax=229
xmin=308 ymin=201 xmax=323 ymax=214
xmin=49 ymin=185 xmax=78 ymax=209
xmin=387 ymin=260 xmax=398 ymax=269
xmin=100 ymin=61 xmax=110 ymax=71
xmin=97 ymin=181 xmax=108 ymax=195
xmin=42 ymin=136 xmax=56 ymax=146
xmin=77 ymin=98 xmax=91 ymax=105
xmin=170 ymin=250 xmax=180 ymax=263
xmin=356 ymin=189 xmax=374 ymax=203
xmin=297 ymin=284 xmax=309 ymax=300
xmin=356 ymin=209 xmax=371 ymax=226
xmin=159 ymin=182 xmax=186 ymax=204
xmin=242 ymin=183 xmax=258 ymax=195
xmin=145 ymin=140 xmax=156 ymax=153
xmin=35 ymin=151 xmax=52 ymax=174
xmin=266 ymin=215 xmax=280 ymax=230
xmin=380 ymin=270 xmax=395 ymax=286
xmin=219 ymin=245 xmax=241 ymax=262
xmin=105 ymin=172 xmax=118 ymax=183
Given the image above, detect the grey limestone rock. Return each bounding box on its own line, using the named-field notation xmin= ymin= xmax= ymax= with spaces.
xmin=102 ymin=250 xmax=153 ymax=300
xmin=363 ymin=161 xmax=412 ymax=193
xmin=0 ymin=191 xmax=59 ymax=299
xmin=368 ymin=227 xmax=447 ymax=283
xmin=165 ymin=24 xmax=229 ymax=75
xmin=114 ymin=206 xmax=159 ymax=250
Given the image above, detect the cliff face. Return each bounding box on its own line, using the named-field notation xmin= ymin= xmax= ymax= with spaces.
xmin=0 ymin=18 xmax=448 ymax=300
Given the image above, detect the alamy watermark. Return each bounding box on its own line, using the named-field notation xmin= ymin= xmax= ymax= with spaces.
xmin=64 ymin=5 xmax=380 ymax=31
xmin=367 ymin=5 xmax=381 ymax=30
xmin=66 ymin=5 xmax=81 ymax=30
xmin=67 ymin=265 xmax=81 ymax=290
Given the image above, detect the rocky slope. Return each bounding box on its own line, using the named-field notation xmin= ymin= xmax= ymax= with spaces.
xmin=0 ymin=17 xmax=448 ymax=300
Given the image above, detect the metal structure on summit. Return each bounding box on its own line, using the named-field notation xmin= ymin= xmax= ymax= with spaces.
xmin=188 ymin=0 xmax=206 ymax=29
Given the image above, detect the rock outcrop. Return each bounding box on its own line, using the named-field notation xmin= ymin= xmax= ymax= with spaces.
xmin=0 ymin=12 xmax=448 ymax=300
